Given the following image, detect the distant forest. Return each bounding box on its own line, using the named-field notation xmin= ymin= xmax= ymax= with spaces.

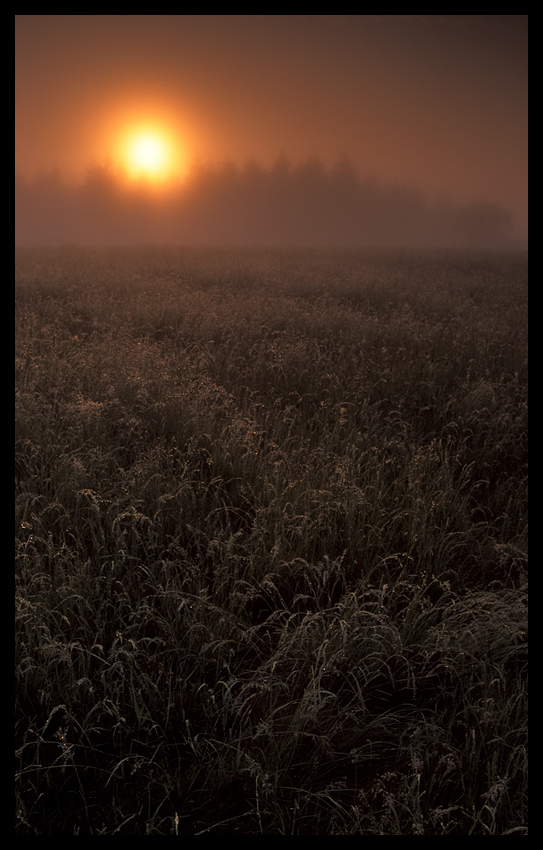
xmin=15 ymin=155 xmax=517 ymax=249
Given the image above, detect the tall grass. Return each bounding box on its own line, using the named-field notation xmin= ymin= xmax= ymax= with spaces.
xmin=15 ymin=247 xmax=527 ymax=834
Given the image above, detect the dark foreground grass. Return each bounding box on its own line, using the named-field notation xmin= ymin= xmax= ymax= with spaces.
xmin=15 ymin=247 xmax=527 ymax=834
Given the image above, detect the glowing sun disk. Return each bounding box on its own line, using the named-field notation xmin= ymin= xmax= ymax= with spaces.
xmin=124 ymin=129 xmax=174 ymax=181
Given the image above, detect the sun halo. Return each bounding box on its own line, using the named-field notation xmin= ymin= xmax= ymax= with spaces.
xmin=120 ymin=125 xmax=183 ymax=185
xmin=131 ymin=134 xmax=165 ymax=171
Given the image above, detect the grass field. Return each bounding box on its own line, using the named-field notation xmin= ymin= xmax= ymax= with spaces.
xmin=15 ymin=246 xmax=528 ymax=834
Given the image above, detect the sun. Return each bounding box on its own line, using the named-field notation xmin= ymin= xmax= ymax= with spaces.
xmin=130 ymin=134 xmax=166 ymax=174
xmin=125 ymin=130 xmax=170 ymax=181
xmin=117 ymin=121 xmax=186 ymax=187
xmin=103 ymin=100 xmax=190 ymax=186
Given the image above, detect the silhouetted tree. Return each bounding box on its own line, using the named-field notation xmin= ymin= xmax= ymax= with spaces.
xmin=270 ymin=151 xmax=291 ymax=183
xmin=82 ymin=161 xmax=119 ymax=204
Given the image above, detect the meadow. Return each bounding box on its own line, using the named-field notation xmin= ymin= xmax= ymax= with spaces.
xmin=15 ymin=246 xmax=528 ymax=834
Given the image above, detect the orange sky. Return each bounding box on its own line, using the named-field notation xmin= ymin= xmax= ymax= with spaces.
xmin=15 ymin=15 xmax=528 ymax=237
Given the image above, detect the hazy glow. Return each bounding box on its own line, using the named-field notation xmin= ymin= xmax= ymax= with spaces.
xmin=67 ymin=94 xmax=192 ymax=187
xmin=121 ymin=127 xmax=175 ymax=182
xmin=129 ymin=135 xmax=165 ymax=173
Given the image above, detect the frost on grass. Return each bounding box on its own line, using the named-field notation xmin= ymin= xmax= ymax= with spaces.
xmin=15 ymin=248 xmax=527 ymax=835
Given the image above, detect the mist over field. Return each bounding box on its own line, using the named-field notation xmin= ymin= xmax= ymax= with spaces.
xmin=15 ymin=156 xmax=518 ymax=250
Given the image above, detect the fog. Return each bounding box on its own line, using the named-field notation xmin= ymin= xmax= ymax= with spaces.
xmin=16 ymin=16 xmax=527 ymax=247
xmin=15 ymin=156 xmax=518 ymax=250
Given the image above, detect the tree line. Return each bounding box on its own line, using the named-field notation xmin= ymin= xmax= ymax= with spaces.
xmin=15 ymin=154 xmax=516 ymax=249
